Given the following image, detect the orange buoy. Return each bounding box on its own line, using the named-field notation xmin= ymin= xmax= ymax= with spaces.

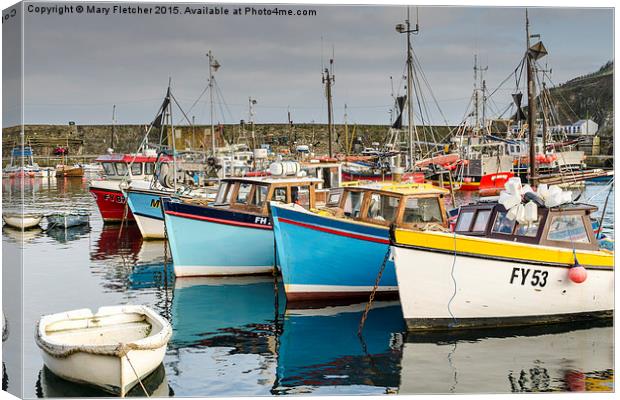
xmin=568 ymin=263 xmax=587 ymax=283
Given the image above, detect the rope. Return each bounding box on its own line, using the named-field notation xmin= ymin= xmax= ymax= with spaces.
xmin=446 ymin=220 xmax=459 ymax=328
xmin=121 ymin=347 xmax=149 ymax=397
xmin=118 ymin=202 xmax=129 ymax=240
xmin=358 ymin=246 xmax=392 ymax=336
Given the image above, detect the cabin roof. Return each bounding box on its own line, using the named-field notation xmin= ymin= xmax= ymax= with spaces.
xmin=461 ymin=201 xmax=598 ymax=213
xmin=221 ymin=176 xmax=323 ymax=185
xmin=357 ymin=182 xmax=450 ymax=196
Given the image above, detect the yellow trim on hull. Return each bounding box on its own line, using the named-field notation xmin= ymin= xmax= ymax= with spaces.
xmin=393 ymin=229 xmax=614 ymax=268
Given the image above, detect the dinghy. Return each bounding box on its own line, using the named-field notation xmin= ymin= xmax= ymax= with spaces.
xmin=35 ymin=305 xmax=171 ymax=397
xmin=46 ymin=211 xmax=90 ymax=229
xmin=2 ymin=212 xmax=43 ymax=229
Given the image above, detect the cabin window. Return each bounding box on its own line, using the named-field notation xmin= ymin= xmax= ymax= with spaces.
xmin=547 ymin=214 xmax=590 ymax=243
xmin=343 ymin=191 xmax=363 ymax=218
xmin=515 ymin=218 xmax=541 ymax=238
xmin=455 ymin=210 xmax=475 ymax=232
xmin=366 ymin=194 xmax=401 ymax=223
xmin=130 ymin=163 xmax=142 ymax=176
xmin=472 ymin=210 xmax=492 ymax=232
xmin=102 ymin=163 xmax=116 ymax=176
xmin=403 ymin=197 xmax=443 ymax=224
xmin=236 ymin=183 xmax=252 ymax=204
xmin=291 ymin=185 xmax=311 ymax=208
xmin=115 ymin=162 xmax=128 ymax=175
xmin=145 ymin=162 xmax=154 ymax=175
xmin=249 ymin=185 xmax=269 ymax=208
xmin=215 ymin=182 xmax=231 ymax=205
xmin=492 ymin=212 xmax=516 ymax=234
xmin=272 ymin=187 xmax=287 ymax=203
xmin=327 ymin=190 xmax=342 ymax=207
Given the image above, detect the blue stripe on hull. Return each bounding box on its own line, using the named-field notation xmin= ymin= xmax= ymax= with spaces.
xmin=126 ymin=190 xmax=164 ymax=221
xmin=164 ymin=210 xmax=275 ymax=276
xmin=271 ymin=205 xmax=397 ymax=298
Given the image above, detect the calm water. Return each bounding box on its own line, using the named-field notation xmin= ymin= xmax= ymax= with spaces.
xmin=2 ymin=177 xmax=614 ymax=397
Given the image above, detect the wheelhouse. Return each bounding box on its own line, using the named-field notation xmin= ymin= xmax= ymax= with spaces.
xmin=454 ymin=201 xmax=601 ymax=251
xmin=326 ymin=183 xmax=449 ymax=229
xmin=212 ymin=177 xmax=322 ymax=216
xmin=95 ymin=153 xmax=169 ymax=180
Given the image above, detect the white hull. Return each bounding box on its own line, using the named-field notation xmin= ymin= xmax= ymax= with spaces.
xmin=36 ymin=305 xmax=171 ymax=396
xmin=39 ymin=346 xmax=166 ymax=396
xmin=134 ymin=213 xmax=165 ymax=240
xmin=393 ymin=246 xmax=613 ymax=330
xmin=173 ymin=265 xmax=274 ymax=277
xmin=2 ymin=214 xmax=43 ymax=229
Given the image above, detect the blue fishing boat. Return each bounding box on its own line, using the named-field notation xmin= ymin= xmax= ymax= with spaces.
xmin=274 ymin=301 xmax=404 ymax=394
xmin=270 ymin=183 xmax=449 ymax=303
xmin=162 ymin=175 xmax=321 ymax=277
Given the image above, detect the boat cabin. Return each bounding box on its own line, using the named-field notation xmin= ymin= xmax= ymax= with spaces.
xmin=95 ymin=152 xmax=170 ymax=180
xmin=454 ymin=201 xmax=601 ymax=251
xmin=212 ymin=176 xmax=323 ymax=216
xmin=301 ymin=161 xmax=342 ymax=203
xmin=325 ymin=183 xmax=449 ymax=229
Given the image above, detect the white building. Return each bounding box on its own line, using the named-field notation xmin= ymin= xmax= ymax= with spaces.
xmin=550 ymin=119 xmax=599 ymax=136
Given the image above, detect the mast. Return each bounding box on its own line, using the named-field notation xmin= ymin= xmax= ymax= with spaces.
xmin=111 ymin=104 xmax=116 ymax=150
xmin=167 ymin=81 xmax=177 ymax=192
xmin=207 ymin=50 xmax=220 ymax=156
xmin=396 ymin=7 xmax=419 ymax=169
xmin=526 ymin=10 xmax=538 ymax=186
xmin=344 ymin=104 xmax=349 ymax=156
xmin=474 ymin=55 xmax=488 ymax=134
xmin=474 ymin=55 xmax=479 ymax=133
xmin=249 ymin=97 xmax=257 ymax=150
xmin=322 ymin=58 xmax=335 ymax=158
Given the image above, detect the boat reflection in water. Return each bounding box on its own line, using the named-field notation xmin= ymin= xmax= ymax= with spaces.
xmin=400 ymin=320 xmax=613 ymax=393
xmin=35 ymin=363 xmax=171 ymax=397
xmin=2 ymin=226 xmax=43 ymax=244
xmin=45 ymin=224 xmax=91 ymax=244
xmin=274 ymin=301 xmax=405 ymax=395
xmin=167 ymin=276 xmax=283 ymax=396
xmin=90 ymin=223 xmax=143 ymax=264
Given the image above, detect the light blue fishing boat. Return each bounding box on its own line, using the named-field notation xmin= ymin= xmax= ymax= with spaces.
xmin=126 ymin=186 xmax=171 ymax=240
xmin=162 ymin=175 xmax=321 ymax=277
xmin=270 ymin=183 xmax=449 ymax=303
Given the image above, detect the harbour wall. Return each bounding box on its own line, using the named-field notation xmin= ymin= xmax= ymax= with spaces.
xmin=2 ymin=124 xmax=613 ymax=168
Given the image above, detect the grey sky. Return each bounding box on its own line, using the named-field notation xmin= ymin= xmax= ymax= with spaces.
xmin=4 ymin=2 xmax=614 ymax=127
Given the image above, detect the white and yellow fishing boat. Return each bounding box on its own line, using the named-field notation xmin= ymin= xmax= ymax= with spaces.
xmin=392 ymin=189 xmax=613 ymax=331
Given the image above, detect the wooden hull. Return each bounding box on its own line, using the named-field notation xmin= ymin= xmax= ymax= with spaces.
xmin=56 ymin=166 xmax=84 ymax=178
xmin=392 ymin=229 xmax=614 ymax=331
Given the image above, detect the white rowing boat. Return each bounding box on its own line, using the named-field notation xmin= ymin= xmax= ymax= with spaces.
xmin=35 ymin=305 xmax=171 ymax=396
xmin=2 ymin=212 xmax=43 ymax=229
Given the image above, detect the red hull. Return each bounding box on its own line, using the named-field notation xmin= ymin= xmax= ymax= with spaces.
xmin=89 ymin=187 xmax=135 ymax=222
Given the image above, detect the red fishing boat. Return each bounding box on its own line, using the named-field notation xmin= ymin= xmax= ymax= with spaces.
xmin=88 ymin=151 xmax=169 ymax=223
